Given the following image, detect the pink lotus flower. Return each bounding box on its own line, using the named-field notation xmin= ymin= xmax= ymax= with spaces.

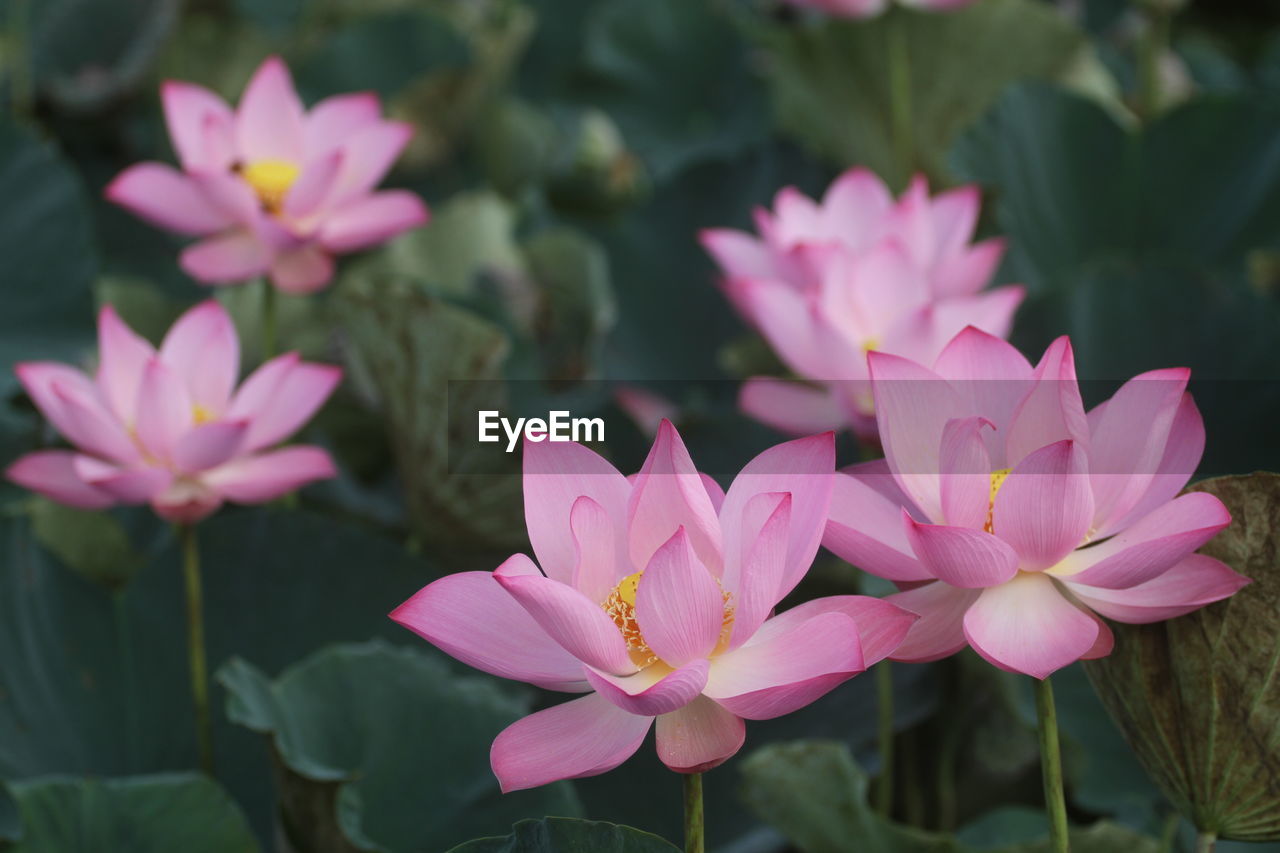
xmin=821 ymin=327 xmax=1249 ymax=679
xmin=700 ymin=169 xmax=1023 ymax=440
xmin=8 ymin=301 xmax=341 ymax=523
xmin=106 ymin=56 xmax=429 ymax=294
xmin=782 ymin=0 xmax=977 ymax=19
xmin=392 ymin=422 xmax=916 ymax=790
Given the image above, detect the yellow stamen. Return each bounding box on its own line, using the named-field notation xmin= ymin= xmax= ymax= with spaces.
xmin=241 ymin=159 xmax=300 ymax=213
xmin=602 ymin=569 xmax=736 ymax=668
xmin=985 ymin=467 xmax=1012 ymax=533
xmin=861 ymin=337 xmax=881 ymax=354
xmin=192 ymin=404 xmax=216 ymax=425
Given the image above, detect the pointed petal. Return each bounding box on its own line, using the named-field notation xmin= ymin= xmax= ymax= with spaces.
xmin=884 ymin=581 xmax=980 ymax=662
xmin=172 ymin=420 xmax=249 ymax=472
xmin=729 ymin=493 xmax=792 ymax=647
xmin=628 ymin=420 xmax=723 ymax=575
xmin=821 ymin=167 xmax=894 ymax=240
xmin=1100 ymin=393 xmax=1205 ymax=536
xmin=523 ymin=439 xmax=632 ymax=585
xmin=316 ymin=189 xmax=429 ymax=254
xmin=1004 ymin=337 xmax=1088 ymax=470
xmin=963 ymin=573 xmax=1099 ymax=679
xmin=739 ymin=377 xmax=847 ymax=435
xmin=6 ymin=451 xmax=115 ymax=509
xmin=159 ymin=300 xmax=240 ymax=414
xmin=932 ymin=325 xmax=1033 ymax=445
xmin=705 ymin=611 xmax=863 ymax=719
xmin=494 ymin=563 xmax=634 ymax=675
xmin=104 ymin=163 xmax=231 ymax=235
xmin=160 ymin=80 xmax=235 ymax=171
xmin=283 ymin=149 xmax=344 ymax=219
xmin=389 ymin=556 xmax=587 ymax=691
xmin=234 ymin=56 xmax=305 ymax=163
xmin=328 ymin=121 xmax=414 ymax=204
xmin=993 ymin=439 xmax=1093 ymax=569
xmin=760 ymin=594 xmax=917 ymax=665
xmin=1065 ymin=554 xmax=1250 ymax=624
xmin=570 ymin=495 xmax=621 ymax=604
xmin=229 ymin=360 xmax=341 ymax=452
xmin=585 ymin=660 xmax=709 ymax=716
xmin=95 ymin=305 xmax=155 ymax=423
xmin=698 ymin=228 xmax=777 ymax=281
xmin=50 ymin=380 xmax=139 ymax=463
xmin=635 ymin=529 xmax=724 ymax=666
xmin=180 ymin=230 xmax=271 ymax=284
xmin=905 ymin=512 xmax=1020 ymax=588
xmin=305 ymin=91 xmax=383 ymax=158
xmin=824 ymin=463 xmax=931 ymax=583
xmin=1049 ymin=492 xmax=1231 ymax=589
xmin=490 ymin=693 xmax=652 ymax=793
xmin=933 ymin=238 xmax=1006 ymax=298
xmin=939 ymin=416 xmax=994 ymax=530
xmin=73 ymin=457 xmax=172 ymax=502
xmin=134 ymin=358 xmax=192 ymax=462
xmin=202 ymin=445 xmax=336 ymax=502
xmin=656 ymin=696 xmax=745 ymax=774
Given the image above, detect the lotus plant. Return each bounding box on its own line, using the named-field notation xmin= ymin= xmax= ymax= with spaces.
xmin=701 ymin=169 xmax=1023 ymax=442
xmin=7 ymin=299 xmax=341 ymax=772
xmin=392 ymin=422 xmax=915 ymax=849
xmin=783 ymin=0 xmax=976 ymax=17
xmin=821 ymin=326 xmax=1248 ymax=850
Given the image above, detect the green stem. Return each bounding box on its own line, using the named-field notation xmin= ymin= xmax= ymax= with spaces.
xmin=887 ymin=9 xmax=914 ymax=189
xmin=7 ymin=0 xmax=32 ymax=118
xmin=1195 ymin=831 xmax=1216 ymax=853
xmin=1135 ymin=4 xmax=1170 ymax=122
xmin=180 ymin=524 xmax=213 ymax=774
xmin=683 ymin=772 xmax=704 ymax=853
xmin=1035 ymin=676 xmax=1069 ymax=853
xmin=260 ymin=277 xmax=278 ymax=361
xmin=875 ymin=660 xmax=895 ymax=817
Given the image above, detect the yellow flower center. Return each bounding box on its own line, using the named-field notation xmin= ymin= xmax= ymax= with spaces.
xmin=985 ymin=467 xmax=1012 ymax=534
xmin=241 ymin=159 xmax=300 ymax=213
xmin=192 ymin=404 xmax=216 ymax=425
xmin=861 ymin=337 xmax=881 ymax=354
xmin=602 ymin=570 xmax=735 ymax=668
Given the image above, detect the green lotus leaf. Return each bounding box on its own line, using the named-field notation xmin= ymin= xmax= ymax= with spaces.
xmin=1084 ymin=472 xmax=1280 ymax=841
xmin=446 ymin=817 xmax=680 ymax=853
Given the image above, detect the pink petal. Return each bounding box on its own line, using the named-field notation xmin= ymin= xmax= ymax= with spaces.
xmin=134 ymin=358 xmax=192 ymax=462
xmin=655 ymin=696 xmax=745 ymax=774
xmin=992 ymin=439 xmax=1093 ymax=569
xmin=269 ymin=245 xmax=335 ymax=294
xmin=48 ymin=379 xmax=139 ymax=464
xmin=389 ymin=555 xmax=588 ymax=691
xmin=1088 ymin=368 xmax=1191 ymax=537
xmin=229 ymin=360 xmax=341 ymax=452
xmin=823 ymin=464 xmax=932 ymax=583
xmin=904 ymin=511 xmax=1020 ymax=588
xmin=765 ymin=594 xmax=917 ymax=665
xmin=1064 ymin=554 xmax=1250 ymax=624
xmin=523 ymin=439 xmax=632 ymax=586
xmin=6 ymin=451 xmax=115 ymax=509
xmin=932 ymin=238 xmax=1006 ymax=297
xmin=158 ymin=300 xmax=240 ymax=414
xmin=180 ymin=230 xmax=271 ymax=284
xmin=490 ymin=693 xmax=652 ymax=792
xmin=884 ymin=581 xmax=981 ymax=662
xmin=151 ymin=479 xmax=222 ymax=524
xmin=160 ymin=80 xmax=235 ymax=171
xmin=305 ymin=92 xmax=383 ymax=158
xmin=729 ymin=493 xmax=792 ymax=647
xmin=718 ymin=431 xmax=834 ymax=601
xmin=704 ymin=611 xmax=863 ymax=719
xmin=1003 ymin=336 xmax=1088 ymax=470
xmin=1048 ymin=492 xmax=1231 ymax=589
xmin=925 ymin=286 xmax=1026 ymax=361
xmin=698 ymin=228 xmax=777 ymax=282
xmin=283 ymin=149 xmax=344 ymax=220
xmin=104 ymin=163 xmax=231 ymax=235
xmin=635 ymin=529 xmax=724 ymax=666
xmin=172 ymin=420 xmax=249 ymax=472
xmin=95 ymin=305 xmax=155 ymax=423
xmin=234 ymin=56 xmax=305 ymax=163
xmin=570 ymin=496 xmax=621 ymax=604
xmin=585 ymin=660 xmax=709 ymax=716
xmin=739 ymin=377 xmax=847 ymax=435
xmin=494 ymin=563 xmax=634 ymax=675
xmin=187 ymin=170 xmax=260 ymax=225
xmin=822 ymin=243 xmax=929 ymax=341
xmin=938 ymin=416 xmax=994 ymax=530
xmin=202 ymin=445 xmax=336 ymax=502
xmin=737 ymin=277 xmax=857 ymax=381
xmin=317 ymin=190 xmax=429 ymax=253
xmin=701 ymin=474 xmax=726 ymax=512
xmin=328 ymin=121 xmax=414 ymax=205
xmin=928 ymin=184 xmax=980 ymax=262
xmin=931 ymin=325 xmax=1033 ymax=451
xmin=627 ymin=420 xmax=723 ymax=575
xmin=868 ymin=350 xmax=966 ymax=522
xmin=963 ymin=572 xmax=1100 ymax=678
xmin=1100 ymin=393 xmax=1205 ymax=536
xmin=73 ymin=456 xmax=172 ymax=502
xmin=820 ymin=167 xmax=894 ymax=240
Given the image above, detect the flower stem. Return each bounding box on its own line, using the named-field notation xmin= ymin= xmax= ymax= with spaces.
xmin=887 ymin=8 xmax=914 ymax=189
xmin=7 ymin=0 xmax=32 ymax=118
xmin=1034 ymin=675 xmax=1069 ymax=853
xmin=260 ymin=277 xmax=278 ymax=361
xmin=1136 ymin=2 xmax=1170 ymax=122
xmin=875 ymin=659 xmax=895 ymax=817
xmin=1195 ymin=832 xmax=1217 ymax=853
xmin=180 ymin=524 xmax=213 ymax=774
xmin=683 ymin=772 xmax=705 ymax=853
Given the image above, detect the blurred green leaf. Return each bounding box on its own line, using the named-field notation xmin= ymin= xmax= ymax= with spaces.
xmin=521 ymin=228 xmax=616 ymax=383
xmin=751 ymin=0 xmax=1085 ymax=185
xmin=446 ymin=817 xmax=680 ymax=853
xmin=475 ymin=97 xmax=560 ymax=197
xmin=220 ymin=641 xmax=580 ymax=853
xmin=5 ymin=773 xmax=258 ymax=852
xmin=28 ymin=499 xmax=143 ymax=590
xmin=0 ymin=118 xmax=97 ymax=396
xmin=740 ymin=740 xmax=1160 ymax=853
xmin=1085 ymin=473 xmax=1280 ymax=841
xmin=0 ymin=783 xmax=19 ymax=843
xmin=0 ymin=509 xmax=436 ymax=841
